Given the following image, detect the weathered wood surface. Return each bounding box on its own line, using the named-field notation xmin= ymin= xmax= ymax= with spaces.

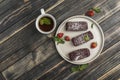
xmin=0 ymin=0 xmax=120 ymax=80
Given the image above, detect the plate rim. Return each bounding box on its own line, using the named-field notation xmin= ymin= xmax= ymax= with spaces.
xmin=55 ymin=15 xmax=104 ymax=65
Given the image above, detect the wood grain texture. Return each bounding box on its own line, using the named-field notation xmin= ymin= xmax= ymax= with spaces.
xmin=63 ymin=41 xmax=120 ymax=80
xmin=104 ymin=69 xmax=120 ymax=80
xmin=38 ymin=0 xmax=120 ymax=79
xmin=98 ymin=64 xmax=120 ymax=80
xmin=17 ymin=55 xmax=64 ymax=80
xmin=0 ymin=0 xmax=60 ymax=71
xmin=36 ymin=0 xmax=120 ymax=79
xmin=2 ymin=40 xmax=57 ymax=80
xmin=0 ymin=21 xmax=47 ymax=63
xmin=37 ymin=0 xmax=120 ymax=80
xmin=0 ymin=73 xmax=6 ymax=80
xmin=0 ymin=0 xmax=59 ymax=36
xmin=0 ymin=0 xmax=120 ymax=80
xmin=14 ymin=0 xmax=98 ymax=79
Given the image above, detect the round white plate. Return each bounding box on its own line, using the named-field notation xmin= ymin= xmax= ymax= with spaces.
xmin=55 ymin=15 xmax=104 ymax=65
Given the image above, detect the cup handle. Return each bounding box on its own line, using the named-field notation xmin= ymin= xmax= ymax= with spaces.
xmin=41 ymin=8 xmax=45 ymax=15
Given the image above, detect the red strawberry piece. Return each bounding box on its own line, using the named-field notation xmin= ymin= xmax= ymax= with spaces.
xmin=85 ymin=10 xmax=94 ymax=17
xmin=57 ymin=33 xmax=64 ymax=38
xmin=65 ymin=36 xmax=70 ymax=41
xmin=91 ymin=42 xmax=97 ymax=48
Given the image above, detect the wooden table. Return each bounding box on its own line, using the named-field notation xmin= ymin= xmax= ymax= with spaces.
xmin=0 ymin=0 xmax=120 ymax=80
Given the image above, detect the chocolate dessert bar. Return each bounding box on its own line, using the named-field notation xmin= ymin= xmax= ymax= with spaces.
xmin=66 ymin=21 xmax=88 ymax=31
xmin=72 ymin=31 xmax=94 ymax=46
xmin=69 ymin=48 xmax=90 ymax=61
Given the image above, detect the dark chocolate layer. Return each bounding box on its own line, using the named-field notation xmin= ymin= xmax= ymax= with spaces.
xmin=66 ymin=21 xmax=88 ymax=31
xmin=69 ymin=48 xmax=90 ymax=61
xmin=72 ymin=31 xmax=94 ymax=46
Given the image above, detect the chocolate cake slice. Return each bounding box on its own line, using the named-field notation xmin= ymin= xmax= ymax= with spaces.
xmin=69 ymin=48 xmax=90 ymax=61
xmin=66 ymin=21 xmax=88 ymax=31
xmin=72 ymin=31 xmax=94 ymax=46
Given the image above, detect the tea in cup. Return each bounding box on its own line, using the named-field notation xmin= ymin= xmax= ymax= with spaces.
xmin=35 ymin=9 xmax=56 ymax=34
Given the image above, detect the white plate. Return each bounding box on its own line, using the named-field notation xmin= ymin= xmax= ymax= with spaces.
xmin=55 ymin=15 xmax=104 ymax=65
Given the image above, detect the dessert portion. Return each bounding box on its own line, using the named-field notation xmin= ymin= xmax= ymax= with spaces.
xmin=66 ymin=22 xmax=88 ymax=31
xmin=72 ymin=31 xmax=94 ymax=46
xmin=69 ymin=48 xmax=90 ymax=61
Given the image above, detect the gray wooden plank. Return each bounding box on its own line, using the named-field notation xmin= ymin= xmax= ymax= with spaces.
xmin=37 ymin=63 xmax=71 ymax=80
xmin=0 ymin=2 xmax=32 ymax=33
xmin=93 ymin=0 xmax=120 ymax=22
xmin=48 ymin=17 xmax=120 ymax=80
xmin=104 ymin=69 xmax=120 ymax=80
xmin=27 ymin=8 xmax=119 ymax=80
xmin=63 ymin=41 xmax=120 ymax=80
xmin=0 ymin=23 xmax=47 ymax=62
xmin=0 ymin=37 xmax=48 ymax=72
xmin=51 ymin=0 xmax=120 ymax=51
xmin=17 ymin=53 xmax=64 ymax=80
xmin=0 ymin=0 xmax=77 ymax=71
xmin=0 ymin=0 xmax=61 ymax=76
xmin=0 ymin=0 xmax=118 ymax=80
xmin=36 ymin=40 xmax=120 ymax=80
xmin=97 ymin=64 xmax=120 ymax=80
xmin=1 ymin=0 xmax=118 ymax=44
xmin=54 ymin=0 xmax=120 ymax=25
xmin=50 ymin=10 xmax=120 ymax=80
xmin=99 ymin=10 xmax=120 ymax=32
xmin=0 ymin=0 xmax=27 ymax=19
xmin=8 ymin=0 xmax=120 ymax=79
xmin=0 ymin=0 xmax=58 ymax=34
xmin=79 ymin=51 xmax=120 ymax=80
xmin=0 ymin=0 xmax=4 ymax=4
xmin=48 ymin=0 xmax=94 ymax=19
xmin=39 ymin=1 xmax=120 ymax=79
xmin=2 ymin=39 xmax=57 ymax=80
xmin=54 ymin=0 xmax=108 ymax=23
xmin=0 ymin=0 xmax=36 ymax=18
xmin=0 ymin=73 xmax=6 ymax=80
xmin=103 ymin=22 xmax=120 ymax=51
xmin=48 ymin=41 xmax=120 ymax=80
xmin=11 ymin=0 xmax=95 ymax=79
xmin=0 ymin=0 xmax=90 ymax=79
xmin=0 ymin=0 xmax=60 ymax=68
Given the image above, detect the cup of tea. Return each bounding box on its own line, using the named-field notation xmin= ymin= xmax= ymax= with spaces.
xmin=35 ymin=9 xmax=56 ymax=34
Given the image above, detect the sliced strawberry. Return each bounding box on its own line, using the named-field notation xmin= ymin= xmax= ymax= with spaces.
xmin=85 ymin=10 xmax=94 ymax=17
xmin=64 ymin=36 xmax=70 ymax=41
xmin=57 ymin=33 xmax=64 ymax=38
